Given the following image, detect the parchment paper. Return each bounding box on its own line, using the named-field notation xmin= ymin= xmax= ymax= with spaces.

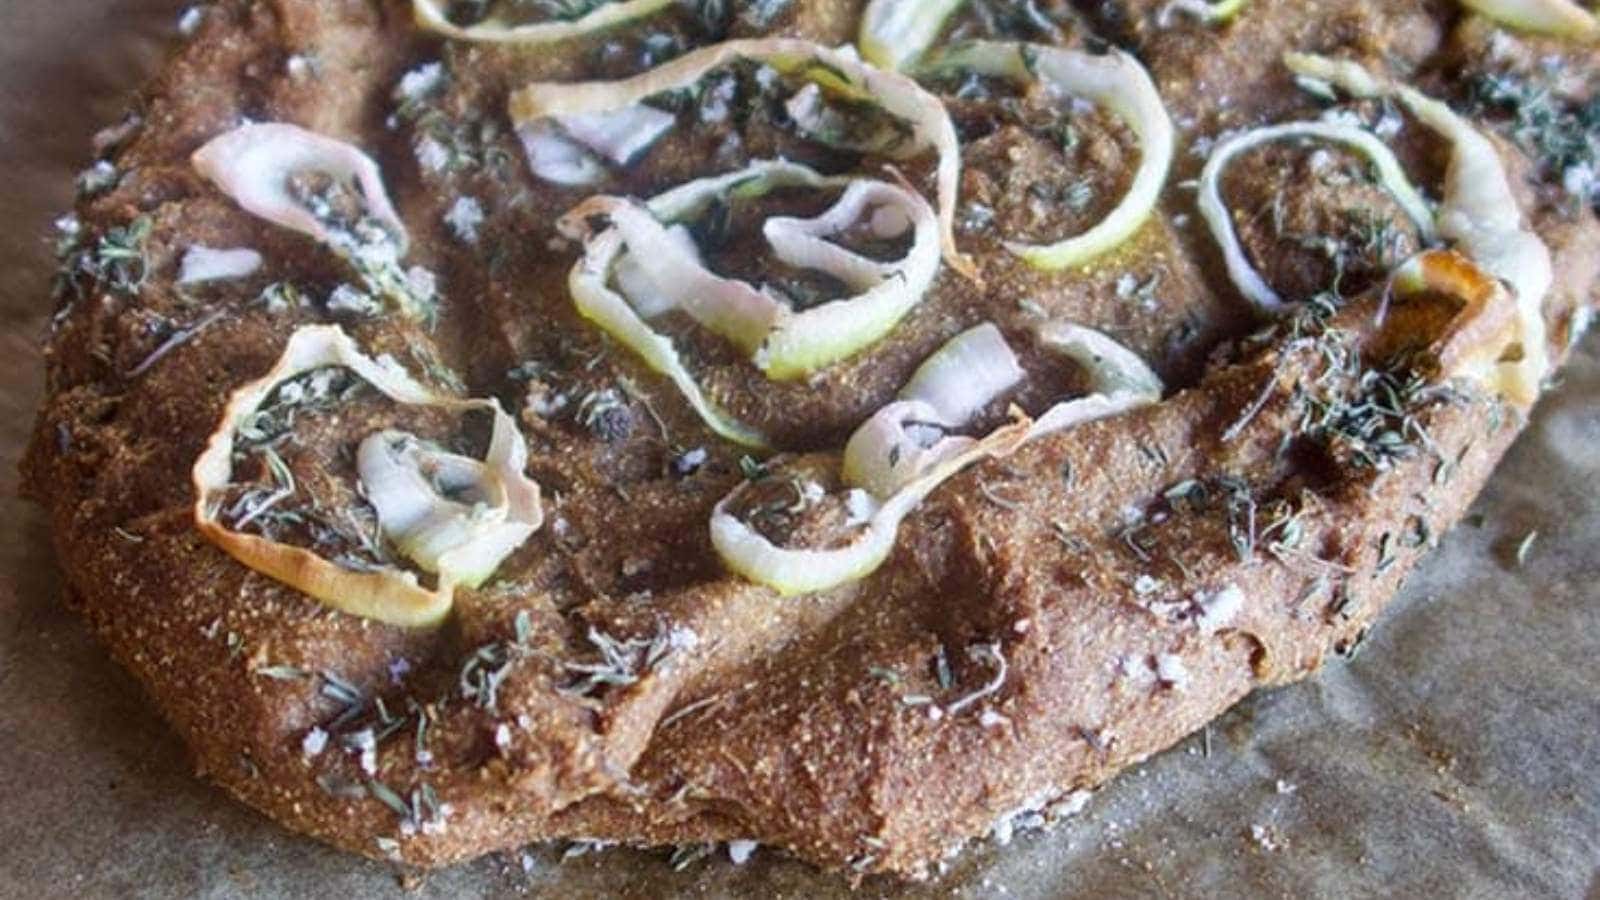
xmin=1 ymin=4 xmax=1597 ymax=898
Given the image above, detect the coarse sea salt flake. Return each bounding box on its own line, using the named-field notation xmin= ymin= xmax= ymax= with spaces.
xmin=1196 ymin=584 xmax=1244 ymax=633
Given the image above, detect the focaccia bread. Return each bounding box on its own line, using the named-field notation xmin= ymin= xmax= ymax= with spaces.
xmin=22 ymin=0 xmax=1600 ymax=881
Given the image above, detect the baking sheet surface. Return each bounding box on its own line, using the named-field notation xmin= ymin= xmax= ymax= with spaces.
xmin=1 ymin=4 xmax=1597 ymax=898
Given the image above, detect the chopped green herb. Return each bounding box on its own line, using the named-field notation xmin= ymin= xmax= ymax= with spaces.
xmin=739 ymin=454 xmax=770 ymax=481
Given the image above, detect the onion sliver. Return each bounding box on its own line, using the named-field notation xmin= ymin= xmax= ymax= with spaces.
xmin=565 ymin=196 xmax=784 ymax=354
xmin=711 ymin=415 xmax=1029 ymax=597
xmin=520 ymin=105 xmax=677 ymax=186
xmin=757 ymin=179 xmax=942 ymax=379
xmin=613 ymin=224 xmax=700 ymax=319
xmin=192 ymin=325 xmax=542 ymax=628
xmin=1160 ymin=0 xmax=1252 ymax=24
xmin=510 ymin=38 xmax=972 ymax=276
xmin=712 ymin=321 xmax=1161 ymax=595
xmin=563 ymin=105 xmax=676 ymax=166
xmin=840 ymin=399 xmax=979 ymax=499
xmin=896 ymin=322 xmax=1024 ymax=426
xmin=412 ymin=0 xmax=676 ymax=44
xmin=564 ymin=227 xmax=771 ymax=449
xmin=1196 ymin=121 xmax=1436 ymax=313
xmin=1392 ymin=249 xmax=1523 ymax=387
xmin=1457 ymin=0 xmax=1599 ymax=40
xmin=858 ymin=0 xmax=968 ymax=71
xmin=191 ymin=122 xmax=439 ymax=321
xmin=1028 ymin=322 xmax=1163 ymax=440
xmin=559 ymin=158 xmax=941 ymax=447
xmin=192 ymin=122 xmax=408 ymax=252
xmin=843 ymin=323 xmax=1022 ymax=496
xmin=356 ymin=427 xmax=537 ymax=590
xmin=1283 ymin=52 xmax=1553 ymax=406
xmin=926 ymin=41 xmax=1175 ymax=271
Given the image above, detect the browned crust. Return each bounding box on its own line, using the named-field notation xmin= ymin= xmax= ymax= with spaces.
xmin=21 ymin=0 xmax=1600 ymax=883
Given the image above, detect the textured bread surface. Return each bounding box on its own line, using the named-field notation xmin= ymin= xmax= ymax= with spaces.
xmin=22 ymin=0 xmax=1600 ymax=880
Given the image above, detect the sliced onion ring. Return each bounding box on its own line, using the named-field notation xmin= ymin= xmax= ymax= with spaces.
xmin=756 ymin=179 xmax=942 ymax=379
xmin=1392 ymin=249 xmax=1522 ymax=385
xmin=565 ymin=225 xmax=771 ymax=448
xmin=356 ymin=422 xmax=538 ymax=589
xmin=1197 ymin=121 xmax=1437 ymax=313
xmin=1159 ymin=0 xmax=1252 ymax=25
xmin=1028 ymin=322 xmax=1164 ymax=439
xmin=857 ymin=0 xmax=968 ymax=71
xmin=192 ymin=122 xmax=408 ymax=253
xmin=565 ymin=196 xmax=784 ymax=354
xmin=896 ymin=321 xmax=1024 ymax=426
xmin=843 ymin=323 xmax=1023 ymax=497
xmin=558 ymin=159 xmax=941 ymax=445
xmin=1457 ymin=0 xmax=1600 ymax=40
xmin=712 ymin=322 xmax=1160 ymax=596
xmin=519 ymin=105 xmax=677 ymax=187
xmin=412 ymin=0 xmax=676 ymax=45
xmin=192 ymin=325 xmax=542 ymax=628
xmin=925 ymin=41 xmax=1176 ymax=271
xmin=711 ymin=414 xmax=1030 ymax=597
xmin=510 ymin=38 xmax=972 ymax=277
xmin=557 ymin=160 xmax=882 ymax=448
xmin=840 ymin=399 xmax=979 ymax=500
xmin=1283 ymin=52 xmax=1553 ymax=406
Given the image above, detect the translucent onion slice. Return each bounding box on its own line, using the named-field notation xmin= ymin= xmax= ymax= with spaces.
xmin=556 ymin=160 xmax=856 ymax=448
xmin=191 ymin=122 xmax=408 ymax=253
xmin=560 ymin=105 xmax=677 ymax=166
xmin=926 ymin=41 xmax=1175 ymax=271
xmin=858 ymin=0 xmax=967 ymax=71
xmin=518 ymin=121 xmax=606 ymax=186
xmin=1028 ymin=322 xmax=1163 ymax=439
xmin=1392 ymin=249 xmax=1522 ymax=385
xmin=192 ymin=325 xmax=542 ymax=628
xmin=756 ymin=179 xmax=943 ymax=379
xmin=712 ymin=321 xmax=1158 ymax=596
xmin=356 ymin=423 xmax=539 ymax=589
xmin=840 ymin=399 xmax=979 ymax=499
xmin=710 ymin=415 xmax=1030 ymax=596
xmin=613 ymin=224 xmax=700 ymax=319
xmin=1457 ymin=0 xmax=1600 ymax=40
xmin=1283 ymin=53 xmax=1553 ymax=406
xmin=519 ymin=105 xmax=677 ymax=186
xmin=896 ymin=322 xmax=1024 ymax=426
xmin=564 ymin=195 xmax=784 ymax=353
xmin=1160 ymin=0 xmax=1252 ymax=24
xmin=509 ymin=38 xmax=972 ymax=276
xmin=646 ymin=157 xmax=838 ymax=220
xmin=564 ymin=227 xmax=771 ymax=449
xmin=559 ymin=157 xmax=941 ymax=438
xmin=412 ymin=0 xmax=676 ymax=44
xmin=1196 ymin=121 xmax=1436 ymax=312
xmin=843 ymin=323 xmax=1023 ymax=496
